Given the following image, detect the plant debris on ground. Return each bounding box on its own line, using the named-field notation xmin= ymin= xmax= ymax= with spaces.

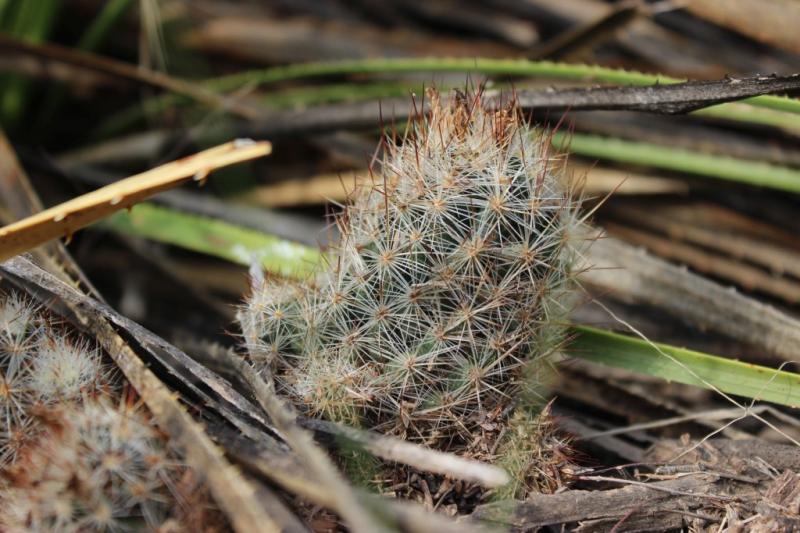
xmin=1 ymin=1 xmax=800 ymax=532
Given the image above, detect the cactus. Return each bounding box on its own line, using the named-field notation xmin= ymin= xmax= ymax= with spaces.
xmin=0 ymin=292 xmax=116 ymax=465
xmin=1 ymin=399 xmax=177 ymax=531
xmin=0 ymin=290 xmax=218 ymax=530
xmin=242 ymin=89 xmax=583 ymax=452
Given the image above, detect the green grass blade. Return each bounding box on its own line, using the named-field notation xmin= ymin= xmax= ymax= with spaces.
xmin=261 ymin=81 xmax=422 ymax=109
xmin=76 ymin=0 xmax=135 ymax=51
xmin=554 ymin=132 xmax=800 ymax=193
xmin=0 ymin=0 xmax=61 ymax=128
xmin=570 ymin=326 xmax=800 ymax=408
xmin=35 ymin=0 xmax=135 ymax=133
xmin=694 ymin=101 xmax=800 ymax=134
xmin=98 ymin=202 xmax=323 ymax=278
xmin=0 ymin=1 xmax=11 ymax=25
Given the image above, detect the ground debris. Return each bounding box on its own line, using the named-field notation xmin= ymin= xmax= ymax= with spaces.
xmin=472 ymin=437 xmax=800 ymax=531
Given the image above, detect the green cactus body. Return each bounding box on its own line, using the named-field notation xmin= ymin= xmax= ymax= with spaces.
xmin=243 ymin=90 xmax=581 ymax=444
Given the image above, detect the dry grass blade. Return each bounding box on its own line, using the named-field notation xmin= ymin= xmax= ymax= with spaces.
xmin=239 ymin=165 xmax=684 ymax=209
xmin=302 ymin=419 xmax=511 ymax=488
xmin=607 ymin=204 xmax=800 ymax=278
xmin=683 ymin=0 xmax=800 ymax=54
xmin=0 ymin=139 xmax=271 ymax=262
xmin=0 ymin=256 xmax=294 ymax=533
xmin=215 ymin=425 xmax=497 ymax=533
xmin=0 ymin=129 xmax=101 ymax=296
xmin=604 ymin=223 xmax=800 ymax=303
xmin=227 ymin=353 xmax=393 ymax=533
xmin=583 ymin=236 xmax=800 ymax=362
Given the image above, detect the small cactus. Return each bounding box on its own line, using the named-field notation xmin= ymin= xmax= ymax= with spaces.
xmin=0 ymin=292 xmax=114 ymax=466
xmin=1 ymin=398 xmax=187 ymax=532
xmin=0 ymin=290 xmax=218 ymax=530
xmin=493 ymin=402 xmax=575 ymax=499
xmin=241 ymin=89 xmax=584 ymax=449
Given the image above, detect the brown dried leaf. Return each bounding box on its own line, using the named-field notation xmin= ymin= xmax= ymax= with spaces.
xmin=0 ymin=140 xmax=271 ymax=262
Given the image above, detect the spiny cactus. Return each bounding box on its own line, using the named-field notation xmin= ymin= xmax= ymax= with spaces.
xmin=242 ymin=90 xmax=583 ymax=446
xmin=0 ymin=292 xmax=115 ymax=465
xmin=0 ymin=290 xmax=219 ymax=530
xmin=0 ymin=398 xmax=193 ymax=532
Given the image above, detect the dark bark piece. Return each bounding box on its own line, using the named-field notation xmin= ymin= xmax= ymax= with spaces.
xmin=472 ymin=473 xmax=731 ymax=530
xmin=647 ymin=438 xmax=800 ymax=472
xmin=472 ymin=438 xmax=800 ymax=531
xmin=513 ymin=73 xmax=800 ymax=114
xmin=750 ymin=471 xmax=800 ymax=532
xmin=58 ymin=73 xmax=800 ymax=165
xmin=239 ymin=73 xmax=800 ymax=138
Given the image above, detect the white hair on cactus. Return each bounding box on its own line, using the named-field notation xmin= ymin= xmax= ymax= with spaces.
xmin=0 ymin=289 xmax=219 ymax=528
xmin=0 ymin=291 xmax=116 ymax=467
xmin=0 ymin=292 xmax=41 ymax=377
xmin=29 ymin=336 xmax=105 ymax=402
xmin=0 ymin=292 xmax=38 ymax=344
xmin=0 ymin=398 xmax=184 ymax=532
xmin=241 ymin=89 xmax=584 ymax=447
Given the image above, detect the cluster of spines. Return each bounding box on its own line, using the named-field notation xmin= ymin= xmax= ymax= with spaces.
xmin=2 ymin=398 xmax=179 ymax=531
xmin=242 ymin=90 xmax=582 ymax=445
xmin=0 ymin=292 xmax=114 ymax=465
xmin=0 ymin=290 xmax=214 ymax=530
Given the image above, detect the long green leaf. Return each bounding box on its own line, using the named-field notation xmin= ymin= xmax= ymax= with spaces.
xmin=554 ymin=132 xmax=800 ymax=193
xmin=36 ymin=0 xmax=135 ymax=132
xmin=0 ymin=0 xmax=61 ymax=127
xmin=99 ymin=202 xmax=323 ymax=278
xmin=76 ymin=0 xmax=135 ymax=51
xmin=570 ymin=326 xmax=800 ymax=408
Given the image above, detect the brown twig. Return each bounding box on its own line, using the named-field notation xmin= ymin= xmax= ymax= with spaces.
xmin=300 ymin=418 xmax=511 ymax=488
